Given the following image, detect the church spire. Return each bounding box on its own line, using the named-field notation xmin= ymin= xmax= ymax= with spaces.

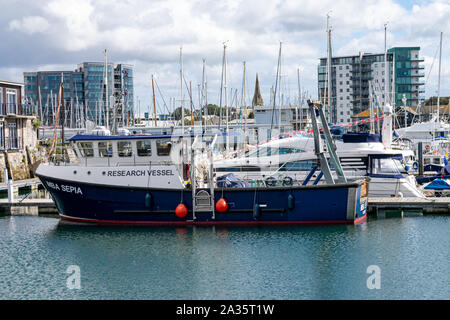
xmin=252 ymin=73 xmax=264 ymax=107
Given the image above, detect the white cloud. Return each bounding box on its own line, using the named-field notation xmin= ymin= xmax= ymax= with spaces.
xmin=9 ymin=16 xmax=50 ymax=34
xmin=2 ymin=0 xmax=450 ymax=107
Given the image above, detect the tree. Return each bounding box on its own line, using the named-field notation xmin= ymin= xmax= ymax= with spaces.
xmin=170 ymin=107 xmax=191 ymax=120
xmin=424 ymin=96 xmax=450 ymax=106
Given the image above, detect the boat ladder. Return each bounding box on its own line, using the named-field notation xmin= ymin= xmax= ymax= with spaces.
xmin=190 ymin=139 xmax=216 ymax=220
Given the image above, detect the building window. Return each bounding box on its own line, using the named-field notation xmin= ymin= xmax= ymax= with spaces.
xmin=0 ymin=122 xmax=4 ymax=149
xmin=6 ymin=89 xmax=17 ymax=114
xmin=8 ymin=122 xmax=18 ymax=149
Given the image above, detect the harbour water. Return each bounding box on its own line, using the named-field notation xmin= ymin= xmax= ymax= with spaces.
xmin=0 ymin=215 xmax=449 ymax=300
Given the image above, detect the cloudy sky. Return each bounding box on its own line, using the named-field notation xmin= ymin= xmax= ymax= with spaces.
xmin=1 ymin=0 xmax=449 ymax=114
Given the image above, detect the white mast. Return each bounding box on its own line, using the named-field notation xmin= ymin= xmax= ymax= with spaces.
xmin=223 ymin=42 xmax=229 ymax=151
xmin=243 ymin=61 xmax=247 ymax=140
xmin=104 ymin=49 xmax=109 ymax=130
xmin=297 ymin=68 xmax=301 ymax=130
xmin=384 ymin=22 xmax=389 ymax=106
xmin=437 ymin=31 xmax=443 ymax=123
xmin=326 ymin=12 xmax=333 ymax=123
xmin=180 ymin=46 xmax=184 ymax=131
xmin=202 ymin=59 xmax=207 ymax=127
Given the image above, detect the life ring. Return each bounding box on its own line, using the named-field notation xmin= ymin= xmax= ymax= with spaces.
xmin=412 ymin=162 xmax=418 ymax=170
xmin=282 ymin=176 xmax=294 ymax=186
xmin=265 ymin=177 xmax=277 ymax=187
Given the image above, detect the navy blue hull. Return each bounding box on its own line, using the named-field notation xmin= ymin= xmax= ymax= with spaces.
xmin=37 ymin=175 xmax=367 ymax=225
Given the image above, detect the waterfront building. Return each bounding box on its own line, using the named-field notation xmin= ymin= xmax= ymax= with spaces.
xmin=0 ymin=79 xmax=38 ymax=182
xmin=318 ymin=47 xmax=424 ymax=124
xmin=24 ymin=62 xmax=134 ymax=128
xmin=387 ymin=47 xmax=425 ymax=108
xmin=0 ymin=79 xmax=36 ymax=151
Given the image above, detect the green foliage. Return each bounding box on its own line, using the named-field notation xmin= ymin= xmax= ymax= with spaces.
xmin=170 ymin=107 xmax=191 ymax=120
xmin=32 ymin=119 xmax=41 ymax=129
xmin=424 ymin=96 xmax=450 ymax=106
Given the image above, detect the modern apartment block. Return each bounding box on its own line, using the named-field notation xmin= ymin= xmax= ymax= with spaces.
xmin=318 ymin=47 xmax=424 ymax=124
xmin=387 ymin=47 xmax=425 ymax=108
xmin=24 ymin=62 xmax=134 ymax=128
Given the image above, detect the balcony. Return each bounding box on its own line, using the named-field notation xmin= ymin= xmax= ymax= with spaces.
xmin=0 ymin=103 xmax=36 ymax=117
xmin=350 ymin=75 xmax=373 ymax=81
xmin=407 ymin=65 xmax=425 ymax=70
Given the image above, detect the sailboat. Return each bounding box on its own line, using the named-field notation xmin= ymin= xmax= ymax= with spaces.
xmin=395 ymin=32 xmax=450 ymax=173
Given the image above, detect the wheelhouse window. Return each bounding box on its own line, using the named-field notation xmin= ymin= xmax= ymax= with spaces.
xmin=371 ymin=157 xmax=403 ymax=175
xmin=246 ymin=147 xmax=304 ymax=157
xmin=156 ymin=139 xmax=172 ymax=156
xmin=98 ymin=142 xmax=113 ymax=157
xmin=280 ymin=160 xmax=318 ymax=171
xmin=137 ymin=140 xmax=152 ymax=156
xmin=278 ymin=148 xmax=304 ymax=155
xmin=118 ymin=141 xmax=132 ymax=157
xmin=77 ymin=142 xmax=94 ymax=157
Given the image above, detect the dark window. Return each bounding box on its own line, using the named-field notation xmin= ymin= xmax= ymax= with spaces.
xmin=156 ymin=139 xmax=172 ymax=156
xmin=137 ymin=140 xmax=152 ymax=156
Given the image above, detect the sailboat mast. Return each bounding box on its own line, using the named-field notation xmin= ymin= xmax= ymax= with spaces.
xmin=437 ymin=31 xmax=443 ymax=123
xmin=180 ymin=46 xmax=184 ymax=131
xmin=270 ymin=41 xmax=282 ymax=139
xmin=326 ymin=13 xmax=333 ymax=124
xmin=223 ymin=42 xmax=229 ymax=151
xmin=243 ymin=61 xmax=247 ymax=139
xmin=104 ymin=49 xmax=109 ymax=130
xmin=189 ymin=81 xmax=194 ymax=126
xmin=152 ymin=75 xmax=157 ymax=127
xmin=202 ymin=59 xmax=207 ymax=127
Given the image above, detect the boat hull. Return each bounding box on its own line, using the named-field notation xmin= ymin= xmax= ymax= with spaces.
xmin=37 ymin=174 xmax=367 ymax=226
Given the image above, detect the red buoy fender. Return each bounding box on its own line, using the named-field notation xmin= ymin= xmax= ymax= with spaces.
xmin=175 ymin=203 xmax=188 ymax=218
xmin=216 ymin=198 xmax=229 ymax=213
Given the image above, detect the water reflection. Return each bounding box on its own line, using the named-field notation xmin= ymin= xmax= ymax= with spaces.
xmin=1 ymin=215 xmax=448 ymax=299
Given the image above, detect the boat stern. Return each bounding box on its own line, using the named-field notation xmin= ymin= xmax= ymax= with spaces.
xmin=348 ymin=179 xmax=368 ymax=224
